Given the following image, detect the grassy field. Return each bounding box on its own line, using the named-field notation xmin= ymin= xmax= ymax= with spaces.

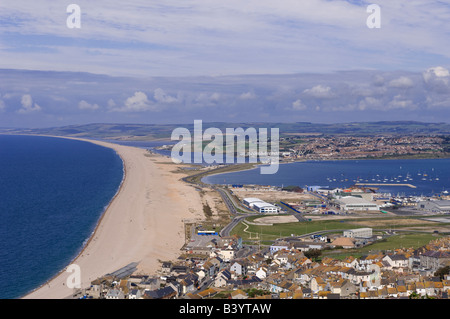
xmin=231 ymin=214 xmax=449 ymax=244
xmin=323 ymin=233 xmax=445 ymax=260
xmin=231 ymin=216 xmax=361 ymax=242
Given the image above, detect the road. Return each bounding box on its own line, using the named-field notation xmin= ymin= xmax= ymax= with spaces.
xmin=278 ymin=201 xmax=309 ymax=222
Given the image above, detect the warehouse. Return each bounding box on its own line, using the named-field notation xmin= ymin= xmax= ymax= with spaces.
xmin=243 ymin=198 xmax=265 ymax=207
xmin=417 ymin=200 xmax=450 ymax=214
xmin=335 ymin=196 xmax=379 ymax=212
xmin=243 ymin=197 xmax=279 ymax=213
xmin=252 ymin=202 xmax=280 ymax=214
xmin=343 ymin=228 xmax=373 ymax=239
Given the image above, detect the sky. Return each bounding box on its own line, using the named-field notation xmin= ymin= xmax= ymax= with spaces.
xmin=0 ymin=0 xmax=450 ymax=127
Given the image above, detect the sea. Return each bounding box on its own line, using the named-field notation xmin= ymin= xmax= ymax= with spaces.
xmin=0 ymin=135 xmax=124 ymax=299
xmin=202 ymin=158 xmax=450 ymax=197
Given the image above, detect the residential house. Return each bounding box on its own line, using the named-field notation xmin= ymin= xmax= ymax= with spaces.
xmin=387 ymin=287 xmax=398 ymax=298
xmin=396 ymin=285 xmax=408 ymax=297
xmin=215 ymin=269 xmax=232 ymax=288
xmin=138 ymin=277 xmax=160 ymax=291
xmin=328 ymin=279 xmax=357 ymax=298
xmin=420 ymin=250 xmax=450 ymax=270
xmin=227 ymin=276 xmax=262 ymax=289
xmin=171 ymin=265 xmax=188 ymax=276
xmin=310 ymin=277 xmax=327 ymax=293
xmin=415 ymin=282 xmax=427 ymax=296
xmin=144 ymin=286 xmax=177 ymax=299
xmin=230 ymin=260 xmax=249 ymax=277
xmin=161 ymin=262 xmax=172 ymax=275
xmin=217 ymin=248 xmax=236 ymax=262
xmin=268 ymin=279 xmax=298 ymax=294
xmin=178 ymin=278 xmax=196 ymax=295
xmin=196 ymin=288 xmax=219 ymax=299
xmin=360 ymin=253 xmax=384 ymax=266
xmin=270 ymin=242 xmax=289 ymax=254
xmin=231 ymin=289 xmax=248 ymax=299
xmin=128 ymin=289 xmax=142 ymax=299
xmin=330 ymin=237 xmax=356 ymax=249
xmin=341 ymin=256 xmax=359 ymax=269
xmin=383 ymin=254 xmax=409 ymax=269
xmin=105 ymin=288 xmax=125 ymax=299
xmin=255 ymin=267 xmax=268 ymax=280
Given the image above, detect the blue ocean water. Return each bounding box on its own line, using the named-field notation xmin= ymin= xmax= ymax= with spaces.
xmin=0 ymin=135 xmax=124 ymax=299
xmin=202 ymin=158 xmax=450 ymax=197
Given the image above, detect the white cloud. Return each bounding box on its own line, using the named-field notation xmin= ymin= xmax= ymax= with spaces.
xmin=303 ymin=85 xmax=334 ymax=99
xmin=17 ymin=94 xmax=42 ymax=114
xmin=358 ymin=97 xmax=383 ymax=111
xmin=423 ymin=66 xmax=450 ymax=93
xmin=291 ymin=99 xmax=307 ymax=111
xmin=125 ymin=91 xmax=152 ymax=112
xmin=153 ymin=88 xmax=178 ymax=103
xmin=194 ymin=92 xmax=221 ymax=106
xmin=239 ymin=91 xmax=256 ymax=100
xmin=386 ymin=95 xmax=417 ymax=110
xmin=78 ymin=100 xmax=100 ymax=110
xmin=109 ymin=91 xmax=154 ymax=112
xmin=389 ymin=76 xmax=414 ymax=89
xmin=424 ymin=66 xmax=450 ymax=81
xmin=0 ymin=99 xmax=5 ymax=111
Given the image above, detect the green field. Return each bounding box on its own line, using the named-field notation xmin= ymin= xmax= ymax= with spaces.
xmin=231 ymin=216 xmax=362 ymax=242
xmin=231 ymin=214 xmax=449 ymax=244
xmin=323 ymin=233 xmax=445 ymax=260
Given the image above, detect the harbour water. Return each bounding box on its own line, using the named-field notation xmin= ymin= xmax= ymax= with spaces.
xmin=202 ymin=158 xmax=450 ymax=197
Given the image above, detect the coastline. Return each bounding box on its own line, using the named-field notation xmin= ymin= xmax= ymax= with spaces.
xmin=22 ymin=136 xmax=203 ymax=299
xmin=21 ymin=136 xmax=127 ymax=299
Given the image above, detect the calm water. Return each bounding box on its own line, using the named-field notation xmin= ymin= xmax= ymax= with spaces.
xmin=0 ymin=135 xmax=123 ymax=299
xmin=202 ymin=158 xmax=450 ymax=197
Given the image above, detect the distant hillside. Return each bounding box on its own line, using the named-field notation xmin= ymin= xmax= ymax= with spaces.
xmin=2 ymin=121 xmax=450 ymax=140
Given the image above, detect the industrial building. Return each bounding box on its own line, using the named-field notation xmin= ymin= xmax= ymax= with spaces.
xmin=417 ymin=200 xmax=450 ymax=214
xmin=343 ymin=228 xmax=373 ymax=239
xmin=335 ymin=196 xmax=379 ymax=212
xmin=243 ymin=198 xmax=264 ymax=207
xmin=243 ymin=197 xmax=280 ymax=214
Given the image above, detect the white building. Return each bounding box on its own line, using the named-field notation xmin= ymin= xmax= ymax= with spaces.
xmin=252 ymin=202 xmax=279 ymax=214
xmin=243 ymin=198 xmax=264 ymax=207
xmin=343 ymin=228 xmax=373 ymax=239
xmin=335 ymin=196 xmax=379 ymax=212
xmin=417 ymin=200 xmax=450 ymax=213
xmin=243 ymin=197 xmax=279 ymax=213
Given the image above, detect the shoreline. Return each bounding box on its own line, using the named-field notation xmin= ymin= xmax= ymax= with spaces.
xmin=21 ymin=136 xmax=127 ymax=299
xmin=22 ymin=135 xmax=203 ymax=299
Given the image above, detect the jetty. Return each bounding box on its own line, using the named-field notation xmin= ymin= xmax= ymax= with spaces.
xmin=355 ymin=183 xmax=417 ymax=189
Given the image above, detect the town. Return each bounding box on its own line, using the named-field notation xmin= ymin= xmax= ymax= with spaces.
xmin=71 ymin=180 xmax=450 ymax=300
xmin=279 ymin=135 xmax=449 ymax=161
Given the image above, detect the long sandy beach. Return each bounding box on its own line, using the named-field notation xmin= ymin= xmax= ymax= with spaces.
xmin=24 ymin=138 xmax=203 ymax=299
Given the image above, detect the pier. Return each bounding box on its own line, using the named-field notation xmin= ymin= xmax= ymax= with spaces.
xmin=355 ymin=183 xmax=417 ymax=189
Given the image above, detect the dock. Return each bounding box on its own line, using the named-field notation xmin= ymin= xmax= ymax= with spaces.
xmin=355 ymin=183 xmax=417 ymax=189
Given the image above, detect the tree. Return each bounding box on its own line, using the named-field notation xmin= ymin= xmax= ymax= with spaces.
xmin=304 ymin=249 xmax=322 ymax=261
xmin=434 ymin=266 xmax=450 ymax=280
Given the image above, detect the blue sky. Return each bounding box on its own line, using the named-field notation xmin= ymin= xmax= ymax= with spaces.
xmin=1 ymin=1 xmax=450 ymax=127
